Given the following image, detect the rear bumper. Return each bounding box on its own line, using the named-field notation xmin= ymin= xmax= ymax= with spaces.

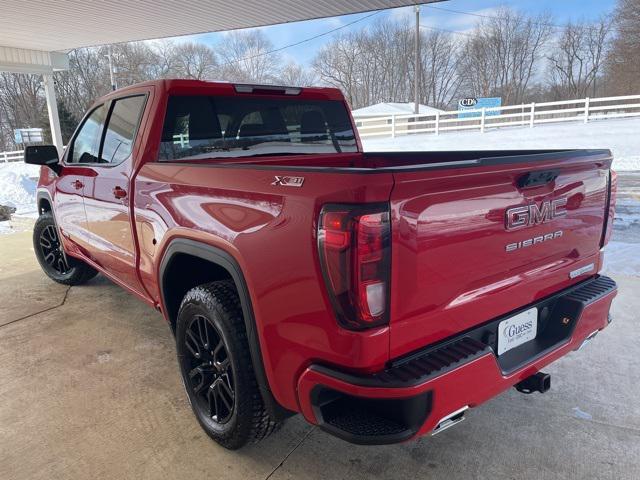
xmin=296 ymin=275 xmax=617 ymax=445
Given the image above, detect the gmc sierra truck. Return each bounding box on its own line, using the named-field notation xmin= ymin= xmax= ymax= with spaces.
xmin=25 ymin=80 xmax=617 ymax=449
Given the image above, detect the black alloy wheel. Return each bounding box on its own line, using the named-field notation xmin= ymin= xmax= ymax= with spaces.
xmin=38 ymin=223 xmax=70 ymax=275
xmin=175 ymin=281 xmax=282 ymax=449
xmin=183 ymin=314 xmax=235 ymax=424
xmin=32 ymin=212 xmax=98 ymax=285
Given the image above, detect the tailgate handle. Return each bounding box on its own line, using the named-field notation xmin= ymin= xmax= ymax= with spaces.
xmin=517 ymin=169 xmax=559 ymax=188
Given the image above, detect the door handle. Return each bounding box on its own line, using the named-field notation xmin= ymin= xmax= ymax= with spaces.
xmin=113 ymin=186 xmax=127 ymax=199
xmin=72 ymin=180 xmax=84 ymax=190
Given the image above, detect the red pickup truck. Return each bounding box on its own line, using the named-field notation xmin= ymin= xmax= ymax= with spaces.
xmin=25 ymin=80 xmax=617 ymax=449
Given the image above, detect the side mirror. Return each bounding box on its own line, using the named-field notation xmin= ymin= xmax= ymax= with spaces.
xmin=24 ymin=145 xmax=60 ymax=173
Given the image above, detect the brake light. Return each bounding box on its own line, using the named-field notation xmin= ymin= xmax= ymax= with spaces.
xmin=317 ymin=204 xmax=391 ymax=330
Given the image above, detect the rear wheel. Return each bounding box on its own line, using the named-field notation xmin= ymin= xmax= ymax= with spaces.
xmin=33 ymin=212 xmax=97 ymax=285
xmin=176 ymin=281 xmax=281 ymax=449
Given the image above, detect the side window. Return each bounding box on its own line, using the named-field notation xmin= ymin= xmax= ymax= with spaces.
xmin=68 ymin=105 xmax=106 ymax=164
xmin=101 ymin=95 xmax=146 ymax=164
xmin=159 ymin=96 xmax=223 ymax=161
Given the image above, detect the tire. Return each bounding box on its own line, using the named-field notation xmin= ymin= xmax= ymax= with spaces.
xmin=176 ymin=280 xmax=281 ymax=449
xmin=33 ymin=212 xmax=98 ymax=285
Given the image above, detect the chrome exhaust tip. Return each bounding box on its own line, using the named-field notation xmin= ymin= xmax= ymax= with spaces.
xmin=576 ymin=330 xmax=599 ymax=351
xmin=432 ymin=406 xmax=468 ymax=436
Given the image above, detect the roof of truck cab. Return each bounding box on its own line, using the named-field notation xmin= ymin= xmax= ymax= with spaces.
xmin=97 ymin=79 xmax=346 ymax=103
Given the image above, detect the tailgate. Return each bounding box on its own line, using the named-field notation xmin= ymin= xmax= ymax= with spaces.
xmin=389 ymin=150 xmax=612 ymax=358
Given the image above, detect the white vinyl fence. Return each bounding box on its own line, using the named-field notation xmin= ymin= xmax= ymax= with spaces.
xmin=354 ymin=94 xmax=640 ymax=138
xmin=0 ymin=150 xmax=24 ymax=163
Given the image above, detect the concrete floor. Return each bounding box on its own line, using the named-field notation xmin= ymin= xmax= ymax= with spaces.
xmin=1 ymin=230 xmax=639 ymax=480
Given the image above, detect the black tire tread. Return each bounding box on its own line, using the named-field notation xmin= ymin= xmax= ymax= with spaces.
xmin=33 ymin=212 xmax=98 ymax=286
xmin=178 ymin=280 xmax=281 ymax=448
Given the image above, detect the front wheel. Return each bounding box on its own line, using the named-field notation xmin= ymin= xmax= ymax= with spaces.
xmin=176 ymin=281 xmax=281 ymax=449
xmin=33 ymin=212 xmax=97 ymax=285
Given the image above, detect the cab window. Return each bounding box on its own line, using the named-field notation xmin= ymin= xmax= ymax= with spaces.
xmin=67 ymin=105 xmax=106 ymax=164
xmin=101 ymin=95 xmax=146 ymax=164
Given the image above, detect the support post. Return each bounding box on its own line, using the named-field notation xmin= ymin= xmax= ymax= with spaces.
xmin=414 ymin=5 xmax=420 ymax=114
xmin=480 ymin=107 xmax=486 ymax=133
xmin=391 ymin=115 xmax=396 ymax=138
xmin=530 ymin=102 xmax=535 ymax=128
xmin=107 ymin=45 xmax=117 ymax=91
xmin=42 ymin=73 xmax=63 ymax=155
xmin=584 ymin=97 xmax=590 ymax=123
xmin=435 ymin=112 xmax=440 ymax=135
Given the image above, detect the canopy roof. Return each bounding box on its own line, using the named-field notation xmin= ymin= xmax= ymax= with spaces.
xmin=1 ymin=1 xmax=438 ymax=52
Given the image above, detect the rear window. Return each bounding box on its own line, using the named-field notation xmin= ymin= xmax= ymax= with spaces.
xmin=158 ymin=95 xmax=357 ymax=161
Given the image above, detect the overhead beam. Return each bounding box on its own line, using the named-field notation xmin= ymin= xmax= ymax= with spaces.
xmin=0 ymin=46 xmax=68 ymax=75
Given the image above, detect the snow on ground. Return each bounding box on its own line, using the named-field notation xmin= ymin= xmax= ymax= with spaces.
xmin=0 ymin=162 xmax=40 ymax=235
xmin=362 ymin=117 xmax=640 ymax=172
xmin=0 ymin=162 xmax=40 ymax=215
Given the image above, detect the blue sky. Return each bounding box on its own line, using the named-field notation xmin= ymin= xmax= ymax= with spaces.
xmin=176 ymin=0 xmax=618 ymax=67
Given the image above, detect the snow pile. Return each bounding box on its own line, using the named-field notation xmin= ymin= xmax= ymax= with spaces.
xmin=362 ymin=117 xmax=640 ymax=172
xmin=0 ymin=162 xmax=40 ymax=216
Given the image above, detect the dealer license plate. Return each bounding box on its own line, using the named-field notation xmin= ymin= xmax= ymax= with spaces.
xmin=497 ymin=307 xmax=538 ymax=355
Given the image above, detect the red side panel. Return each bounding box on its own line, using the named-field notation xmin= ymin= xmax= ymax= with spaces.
xmin=134 ymin=163 xmax=393 ymax=411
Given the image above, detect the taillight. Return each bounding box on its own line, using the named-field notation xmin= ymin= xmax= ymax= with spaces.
xmin=317 ymin=204 xmax=391 ymax=330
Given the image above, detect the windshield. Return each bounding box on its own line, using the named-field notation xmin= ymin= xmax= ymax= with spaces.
xmin=158 ymin=95 xmax=357 ymax=161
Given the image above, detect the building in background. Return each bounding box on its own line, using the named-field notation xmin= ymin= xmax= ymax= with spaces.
xmin=352 ymin=102 xmax=444 ymax=136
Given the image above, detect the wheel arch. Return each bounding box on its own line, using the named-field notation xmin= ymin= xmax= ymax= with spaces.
xmin=36 ymin=190 xmax=53 ymax=214
xmin=158 ymin=238 xmax=293 ymax=420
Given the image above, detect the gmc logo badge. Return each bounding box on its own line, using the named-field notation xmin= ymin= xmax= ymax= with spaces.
xmin=505 ymin=198 xmax=567 ymax=231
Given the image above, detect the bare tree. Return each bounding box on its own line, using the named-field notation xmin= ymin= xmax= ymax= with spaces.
xmin=313 ymin=31 xmax=366 ymax=107
xmin=54 ymin=48 xmax=110 ymax=120
xmin=278 ymin=62 xmax=317 ymax=86
xmin=606 ymin=0 xmax=640 ymax=95
xmin=420 ymin=30 xmax=463 ymax=109
xmin=219 ymin=30 xmax=281 ymax=83
xmin=149 ymin=40 xmax=179 ymax=78
xmin=547 ymin=18 xmax=613 ymax=98
xmin=0 ymin=73 xmax=48 ymax=148
xmin=313 ymin=18 xmax=465 ymax=109
xmin=172 ymin=42 xmax=219 ymax=80
xmin=313 ymin=19 xmax=419 ymax=108
xmin=458 ymin=8 xmax=553 ymax=104
xmin=107 ymin=42 xmax=159 ymax=86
